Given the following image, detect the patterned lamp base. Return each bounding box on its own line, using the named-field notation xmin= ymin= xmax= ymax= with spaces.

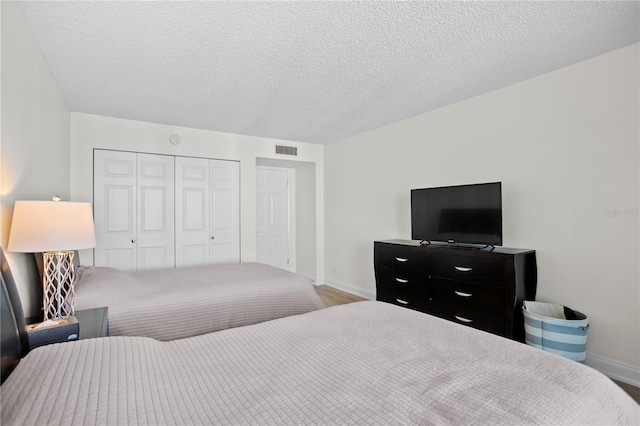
xmin=43 ymin=251 xmax=75 ymax=320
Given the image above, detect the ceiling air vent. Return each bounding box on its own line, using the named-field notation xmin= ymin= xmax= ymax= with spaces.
xmin=276 ymin=145 xmax=297 ymax=156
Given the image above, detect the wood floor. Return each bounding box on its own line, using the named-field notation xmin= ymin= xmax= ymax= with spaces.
xmin=314 ymin=284 xmax=366 ymax=307
xmin=613 ymin=380 xmax=640 ymax=404
xmin=314 ymin=284 xmax=640 ymax=404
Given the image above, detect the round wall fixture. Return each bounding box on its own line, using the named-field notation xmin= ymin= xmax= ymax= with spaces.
xmin=169 ymin=134 xmax=181 ymax=145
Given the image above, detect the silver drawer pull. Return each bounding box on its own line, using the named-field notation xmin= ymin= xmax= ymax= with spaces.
xmin=455 ymin=315 xmax=473 ymax=323
xmin=396 ymin=298 xmax=409 ymax=305
xmin=454 ymin=266 xmax=472 ymax=272
xmin=395 ymin=278 xmax=409 ymax=283
xmin=454 ymin=291 xmax=473 ymax=298
xmin=395 ymin=257 xmax=408 ymax=262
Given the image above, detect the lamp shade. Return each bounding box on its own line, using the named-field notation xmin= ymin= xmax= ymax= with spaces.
xmin=7 ymin=201 xmax=96 ymax=253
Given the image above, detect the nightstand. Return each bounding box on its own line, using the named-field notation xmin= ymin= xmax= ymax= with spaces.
xmin=26 ymin=307 xmax=109 ymax=350
xmin=75 ymin=307 xmax=109 ymax=340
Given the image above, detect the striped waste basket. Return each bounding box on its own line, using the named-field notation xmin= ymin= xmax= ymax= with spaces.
xmin=522 ymin=301 xmax=589 ymax=363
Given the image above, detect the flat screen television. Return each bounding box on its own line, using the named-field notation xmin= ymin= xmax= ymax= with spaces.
xmin=411 ymin=182 xmax=502 ymax=246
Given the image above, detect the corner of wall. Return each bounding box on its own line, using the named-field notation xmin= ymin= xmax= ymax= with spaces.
xmin=1 ymin=1 xmax=71 ymax=316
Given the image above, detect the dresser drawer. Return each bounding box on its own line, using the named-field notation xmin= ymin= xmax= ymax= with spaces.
xmin=376 ymin=266 xmax=428 ymax=291
xmin=376 ymin=266 xmax=428 ymax=310
xmin=430 ymin=254 xmax=505 ymax=286
xmin=375 ymin=244 xmax=429 ymax=271
xmin=377 ymin=286 xmax=428 ymax=312
xmin=430 ymin=300 xmax=505 ymax=336
xmin=430 ymin=277 xmax=504 ymax=313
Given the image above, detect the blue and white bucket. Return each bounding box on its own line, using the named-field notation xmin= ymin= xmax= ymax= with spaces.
xmin=522 ymin=301 xmax=589 ymax=363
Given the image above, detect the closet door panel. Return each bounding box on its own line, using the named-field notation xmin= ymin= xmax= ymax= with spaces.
xmin=211 ymin=243 xmax=235 ymax=264
xmin=183 ymin=189 xmax=207 ymax=230
xmin=136 ymin=153 xmax=175 ymax=270
xmin=175 ymin=157 xmax=211 ymax=268
xmin=210 ymin=160 xmax=240 ymax=264
xmin=105 ymin=248 xmax=135 ymax=272
xmin=181 ymin=245 xmax=209 ymax=267
xmin=140 ymin=188 xmax=165 ymax=231
xmin=94 ymin=150 xmax=137 ymax=271
xmin=138 ymin=246 xmax=169 ymax=271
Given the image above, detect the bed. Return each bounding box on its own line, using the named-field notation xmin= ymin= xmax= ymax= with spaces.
xmin=1 ymin=251 xmax=638 ymax=425
xmin=72 ymin=262 xmax=326 ymax=340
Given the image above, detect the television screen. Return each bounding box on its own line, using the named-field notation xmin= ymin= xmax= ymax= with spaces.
xmin=411 ymin=182 xmax=502 ymax=245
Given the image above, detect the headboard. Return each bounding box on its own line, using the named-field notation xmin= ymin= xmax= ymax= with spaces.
xmin=1 ymin=248 xmax=28 ymax=384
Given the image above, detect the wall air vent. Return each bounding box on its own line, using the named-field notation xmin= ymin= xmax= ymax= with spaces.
xmin=275 ymin=145 xmax=298 ymax=156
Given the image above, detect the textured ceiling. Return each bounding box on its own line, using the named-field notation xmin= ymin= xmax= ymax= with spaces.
xmin=19 ymin=1 xmax=640 ymax=144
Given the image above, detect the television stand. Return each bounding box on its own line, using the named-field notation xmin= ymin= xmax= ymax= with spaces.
xmin=374 ymin=239 xmax=537 ymax=341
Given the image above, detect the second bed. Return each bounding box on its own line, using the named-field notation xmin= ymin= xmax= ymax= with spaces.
xmin=73 ymin=262 xmax=325 ymax=340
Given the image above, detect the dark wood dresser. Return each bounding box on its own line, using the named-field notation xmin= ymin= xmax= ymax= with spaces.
xmin=374 ymin=240 xmax=537 ymax=341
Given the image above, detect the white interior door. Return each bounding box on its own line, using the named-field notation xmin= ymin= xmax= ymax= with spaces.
xmin=175 ymin=156 xmax=210 ymax=267
xmin=136 ymin=153 xmax=175 ymax=270
xmin=209 ymin=160 xmax=240 ymax=264
xmin=256 ymin=166 xmax=291 ymax=271
xmin=94 ymin=150 xmax=137 ymax=271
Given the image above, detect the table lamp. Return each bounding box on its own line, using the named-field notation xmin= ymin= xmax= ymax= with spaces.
xmin=7 ymin=199 xmax=96 ymax=320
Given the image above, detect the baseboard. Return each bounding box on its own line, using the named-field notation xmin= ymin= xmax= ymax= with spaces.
xmin=300 ymin=273 xmax=317 ymax=285
xmin=322 ymin=278 xmax=375 ymax=301
xmin=585 ymin=354 xmax=640 ymax=387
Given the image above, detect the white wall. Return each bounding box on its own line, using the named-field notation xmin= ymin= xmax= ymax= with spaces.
xmin=70 ymin=113 xmax=324 ymax=282
xmin=0 ymin=2 xmax=71 ymax=317
xmin=295 ymin=162 xmax=317 ymax=279
xmin=325 ymin=44 xmax=639 ymax=382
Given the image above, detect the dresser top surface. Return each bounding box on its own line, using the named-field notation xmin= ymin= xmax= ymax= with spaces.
xmin=375 ymin=239 xmax=535 ymax=256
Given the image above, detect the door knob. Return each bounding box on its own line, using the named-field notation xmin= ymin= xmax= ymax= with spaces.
xmin=131 ymin=239 xmax=136 ymax=243
xmin=210 ymin=236 xmax=215 ymax=240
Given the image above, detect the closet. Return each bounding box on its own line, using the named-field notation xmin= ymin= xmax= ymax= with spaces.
xmin=175 ymin=156 xmax=240 ymax=267
xmin=93 ymin=149 xmax=239 ymax=271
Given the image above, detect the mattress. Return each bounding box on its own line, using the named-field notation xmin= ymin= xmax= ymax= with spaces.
xmin=73 ymin=262 xmax=325 ymax=340
xmin=2 ymin=301 xmax=637 ymax=425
